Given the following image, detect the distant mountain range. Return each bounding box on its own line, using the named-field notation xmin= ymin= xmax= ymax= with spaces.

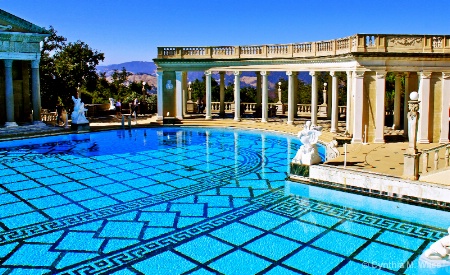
xmin=96 ymin=61 xmax=311 ymax=89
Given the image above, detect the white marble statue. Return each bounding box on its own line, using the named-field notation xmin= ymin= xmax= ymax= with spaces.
xmin=423 ymin=227 xmax=450 ymax=260
xmin=71 ymin=95 xmax=89 ymax=124
xmin=109 ymin=98 xmax=116 ymax=110
xmin=292 ymin=121 xmax=323 ymax=165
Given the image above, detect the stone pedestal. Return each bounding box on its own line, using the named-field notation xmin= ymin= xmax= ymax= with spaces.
xmin=71 ymin=123 xmax=90 ymax=132
xmin=403 ymin=151 xmax=421 ymax=180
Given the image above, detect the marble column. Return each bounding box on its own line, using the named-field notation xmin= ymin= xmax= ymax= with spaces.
xmin=418 ymin=71 xmax=432 ymax=143
xmin=234 ymin=71 xmax=241 ymax=121
xmin=374 ymin=71 xmax=386 ymax=143
xmin=31 ymin=60 xmax=44 ymax=125
xmin=182 ymin=71 xmax=187 ymax=117
xmin=345 ymin=71 xmax=352 ymax=135
xmin=205 ymin=70 xmax=212 ymax=120
xmin=309 ymin=71 xmax=318 ymax=126
xmin=261 ymin=71 xmax=269 ymax=123
xmin=439 ymin=72 xmax=450 ymax=143
xmin=393 ymin=73 xmax=403 ymax=130
xmin=219 ymin=71 xmax=225 ymax=117
xmin=22 ymin=61 xmax=31 ymax=122
xmin=175 ymin=71 xmax=183 ymax=120
xmin=403 ymin=72 xmax=411 ymax=138
xmin=352 ymin=71 xmax=365 ymax=143
xmin=287 ymin=71 xmax=295 ymax=125
xmin=330 ymin=71 xmax=339 ymax=132
xmin=156 ymin=70 xmax=164 ymax=121
xmin=256 ymin=72 xmax=261 ymax=109
xmin=4 ymin=59 xmax=17 ymax=127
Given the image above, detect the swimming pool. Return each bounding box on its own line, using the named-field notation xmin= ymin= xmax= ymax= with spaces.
xmin=0 ymin=127 xmax=448 ymax=274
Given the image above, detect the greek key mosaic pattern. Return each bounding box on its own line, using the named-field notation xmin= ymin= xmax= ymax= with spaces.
xmin=268 ymin=196 xmax=446 ymax=241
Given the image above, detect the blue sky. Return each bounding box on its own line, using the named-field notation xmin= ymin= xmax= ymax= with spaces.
xmin=2 ymin=0 xmax=450 ymax=65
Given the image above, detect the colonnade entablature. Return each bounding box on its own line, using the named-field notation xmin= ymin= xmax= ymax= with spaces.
xmin=157 ymin=34 xmax=450 ymax=60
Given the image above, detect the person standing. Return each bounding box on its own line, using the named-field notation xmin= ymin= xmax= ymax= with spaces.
xmin=56 ymin=103 xmax=63 ymax=126
xmin=115 ymin=99 xmax=122 ymax=117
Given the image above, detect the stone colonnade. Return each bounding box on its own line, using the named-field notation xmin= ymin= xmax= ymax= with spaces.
xmin=1 ymin=59 xmax=42 ymax=126
xmin=157 ymin=69 xmax=450 ymax=144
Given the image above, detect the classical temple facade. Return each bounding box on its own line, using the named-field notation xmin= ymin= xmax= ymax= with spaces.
xmin=0 ymin=9 xmax=49 ymax=126
xmin=153 ymin=34 xmax=450 ymax=144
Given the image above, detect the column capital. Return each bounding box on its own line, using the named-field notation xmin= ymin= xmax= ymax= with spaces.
xmin=354 ymin=71 xmax=365 ymax=78
xmin=31 ymin=59 xmax=40 ymax=69
xmin=3 ymin=59 xmax=12 ymax=68
xmin=204 ymin=70 xmax=212 ymax=76
xmin=330 ymin=71 xmax=336 ymax=77
xmin=260 ymin=71 xmax=269 ymax=76
xmin=395 ymin=72 xmax=404 ymax=79
xmin=345 ymin=70 xmax=352 ymax=76
xmin=442 ymin=72 xmax=450 ymax=79
xmin=219 ymin=71 xmax=225 ymax=76
xmin=309 ymin=71 xmax=317 ymax=76
xmin=286 ymin=71 xmax=297 ymax=76
xmin=175 ymin=71 xmax=183 ymax=77
xmin=233 ymin=71 xmax=240 ymax=76
xmin=420 ymin=71 xmax=432 ymax=79
xmin=376 ymin=71 xmax=386 ymax=79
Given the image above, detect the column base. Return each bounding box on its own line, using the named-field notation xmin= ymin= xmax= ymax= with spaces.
xmin=205 ymin=116 xmax=212 ymax=120
xmin=351 ymin=138 xmax=363 ymax=144
xmin=439 ymin=138 xmax=449 ymax=144
xmin=234 ymin=117 xmax=241 ymax=122
xmin=156 ymin=116 xmax=163 ymax=121
xmin=287 ymin=120 xmax=294 ymax=125
xmin=261 ymin=119 xmax=267 ymax=123
xmin=5 ymin=122 xmax=18 ymax=127
xmin=373 ymin=138 xmax=385 ymax=144
xmin=418 ymin=139 xmax=430 ymax=144
xmin=330 ymin=128 xmax=337 ymax=133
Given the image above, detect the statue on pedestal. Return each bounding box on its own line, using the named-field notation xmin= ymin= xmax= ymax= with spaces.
xmin=71 ymin=94 xmax=89 ymax=124
xmin=109 ymin=98 xmax=116 ymax=110
xmin=292 ymin=121 xmax=323 ymax=165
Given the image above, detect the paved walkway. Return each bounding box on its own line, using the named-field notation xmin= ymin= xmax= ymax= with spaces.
xmin=1 ymin=115 xmax=448 ymax=184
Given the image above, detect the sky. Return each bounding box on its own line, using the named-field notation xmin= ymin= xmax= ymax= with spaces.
xmin=2 ymin=0 xmax=450 ymax=65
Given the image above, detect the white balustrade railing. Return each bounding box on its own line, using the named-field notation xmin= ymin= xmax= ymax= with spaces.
xmin=187 ymin=102 xmax=347 ymax=117
xmin=157 ymin=34 xmax=450 ymax=59
xmin=420 ymin=144 xmax=450 ymax=175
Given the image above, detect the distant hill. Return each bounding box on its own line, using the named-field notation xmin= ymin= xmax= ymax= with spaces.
xmin=97 ymin=61 xmax=157 ymax=76
xmin=96 ymin=61 xmax=311 ymax=90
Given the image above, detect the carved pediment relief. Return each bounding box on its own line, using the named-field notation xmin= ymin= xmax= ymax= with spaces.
xmin=388 ymin=36 xmax=423 ymax=47
xmin=0 ymin=9 xmax=49 ymax=34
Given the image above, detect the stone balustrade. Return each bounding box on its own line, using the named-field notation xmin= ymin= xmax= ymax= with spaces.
xmin=420 ymin=144 xmax=450 ymax=175
xmin=157 ymin=34 xmax=450 ymax=59
xmin=186 ymin=101 xmax=346 ymax=117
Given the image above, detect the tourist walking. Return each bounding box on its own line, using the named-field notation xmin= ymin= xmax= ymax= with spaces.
xmin=115 ymin=99 xmax=122 ymax=117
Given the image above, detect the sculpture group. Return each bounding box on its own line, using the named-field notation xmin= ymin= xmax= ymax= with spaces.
xmin=292 ymin=121 xmax=323 ymax=165
xmin=71 ymin=95 xmax=89 ymax=124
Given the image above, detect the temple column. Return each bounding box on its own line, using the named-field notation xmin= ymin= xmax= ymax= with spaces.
xmin=293 ymin=73 xmax=299 ymax=118
xmin=261 ymin=71 xmax=269 ymax=123
xmin=175 ymin=71 xmax=183 ymax=120
xmin=256 ymin=72 xmax=261 ymax=109
xmin=182 ymin=71 xmax=187 ymax=117
xmin=219 ymin=71 xmax=225 ymax=117
xmin=309 ymin=71 xmax=318 ymax=126
xmin=287 ymin=71 xmax=295 ymax=125
xmin=403 ymin=72 xmax=411 ymax=137
xmin=4 ymin=60 xmax=17 ymax=127
xmin=31 ymin=60 xmax=44 ymax=125
xmin=374 ymin=71 xmax=386 ymax=143
xmin=345 ymin=71 xmax=352 ymax=135
xmin=330 ymin=71 xmax=339 ymax=132
xmin=352 ymin=71 xmax=365 ymax=143
xmin=22 ymin=61 xmax=31 ymax=122
xmin=393 ymin=73 xmax=403 ymax=129
xmin=418 ymin=71 xmax=432 ymax=143
xmin=439 ymin=72 xmax=450 ymax=143
xmin=205 ymin=70 xmax=212 ymax=120
xmin=156 ymin=70 xmax=164 ymax=121
xmin=234 ymin=71 xmax=241 ymax=121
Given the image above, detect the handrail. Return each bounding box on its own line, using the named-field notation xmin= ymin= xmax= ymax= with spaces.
xmin=420 ymin=143 xmax=450 ymax=174
xmin=157 ymin=34 xmax=450 ymax=59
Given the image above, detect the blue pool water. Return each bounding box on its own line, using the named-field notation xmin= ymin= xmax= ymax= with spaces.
xmin=0 ymin=127 xmax=448 ymax=275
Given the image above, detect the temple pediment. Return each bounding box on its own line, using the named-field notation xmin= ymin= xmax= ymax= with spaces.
xmin=0 ymin=9 xmax=49 ymax=34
